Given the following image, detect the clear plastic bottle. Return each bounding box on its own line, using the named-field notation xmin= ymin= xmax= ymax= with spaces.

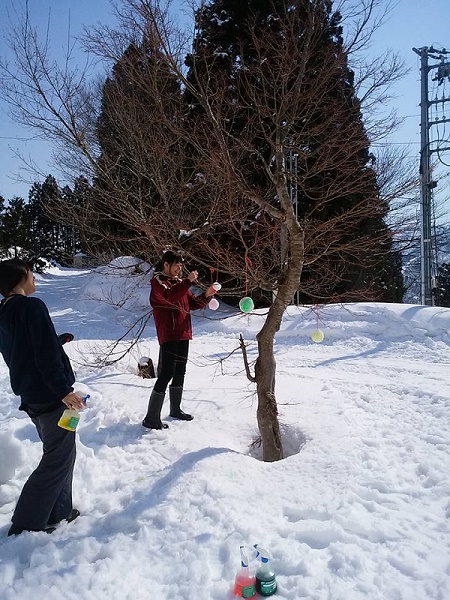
xmin=58 ymin=408 xmax=80 ymax=431
xmin=57 ymin=394 xmax=89 ymax=431
xmin=233 ymin=546 xmax=257 ymax=598
xmin=255 ymin=546 xmax=277 ymax=596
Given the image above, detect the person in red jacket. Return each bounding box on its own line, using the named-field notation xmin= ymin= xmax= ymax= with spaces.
xmin=142 ymin=250 xmax=217 ymax=430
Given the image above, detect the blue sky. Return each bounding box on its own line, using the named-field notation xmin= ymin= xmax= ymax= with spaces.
xmin=0 ymin=0 xmax=449 ymax=214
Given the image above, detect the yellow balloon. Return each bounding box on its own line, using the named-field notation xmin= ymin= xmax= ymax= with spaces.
xmin=311 ymin=329 xmax=324 ymax=343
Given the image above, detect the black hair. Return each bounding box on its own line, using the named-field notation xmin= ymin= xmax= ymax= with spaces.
xmin=154 ymin=250 xmax=184 ymax=272
xmin=0 ymin=259 xmax=30 ymax=298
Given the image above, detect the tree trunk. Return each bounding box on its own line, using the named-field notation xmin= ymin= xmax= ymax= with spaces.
xmin=255 ymin=316 xmax=283 ymax=462
xmin=255 ymin=230 xmax=305 ymax=462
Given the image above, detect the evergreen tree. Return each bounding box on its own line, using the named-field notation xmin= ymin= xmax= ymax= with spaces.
xmin=0 ymin=177 xmax=83 ymax=267
xmin=184 ymin=0 xmax=403 ymax=303
xmin=0 ymin=195 xmax=6 ymax=252
xmin=0 ymin=197 xmax=31 ymax=258
xmin=27 ymin=176 xmax=63 ymax=262
xmin=91 ymin=31 xmax=185 ymax=258
xmin=58 ymin=184 xmax=81 ymax=258
xmin=437 ymin=263 xmax=450 ymax=307
xmin=43 ymin=176 xmax=91 ymax=258
xmin=27 ymin=175 xmax=84 ymax=266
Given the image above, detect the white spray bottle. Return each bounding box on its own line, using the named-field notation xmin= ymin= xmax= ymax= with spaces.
xmin=254 ymin=545 xmax=277 ymax=596
xmin=58 ymin=394 xmax=90 ymax=431
xmin=233 ymin=545 xmax=256 ymax=598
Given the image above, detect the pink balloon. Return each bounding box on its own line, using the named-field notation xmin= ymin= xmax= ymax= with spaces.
xmin=208 ymin=298 xmax=219 ymax=310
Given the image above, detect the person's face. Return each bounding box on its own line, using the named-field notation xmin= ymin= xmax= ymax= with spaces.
xmin=164 ymin=261 xmax=183 ymax=278
xmin=22 ymin=269 xmax=36 ymax=296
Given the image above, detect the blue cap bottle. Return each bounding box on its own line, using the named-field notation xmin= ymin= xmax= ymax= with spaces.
xmin=254 ymin=546 xmax=277 ymax=597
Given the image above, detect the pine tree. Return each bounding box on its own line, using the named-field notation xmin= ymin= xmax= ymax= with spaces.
xmin=0 ymin=176 xmax=82 ymax=267
xmin=0 ymin=197 xmax=31 ymax=258
xmin=437 ymin=263 xmax=450 ymax=307
xmin=27 ymin=176 xmax=61 ymax=262
xmin=0 ymin=195 xmax=6 ymax=253
xmin=185 ymin=0 xmax=403 ymax=303
xmin=92 ymin=30 xmax=185 ymax=258
xmin=32 ymin=175 xmax=90 ymax=264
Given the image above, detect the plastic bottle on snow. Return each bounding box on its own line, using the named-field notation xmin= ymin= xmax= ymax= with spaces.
xmin=254 ymin=545 xmax=277 ymax=596
xmin=233 ymin=545 xmax=257 ymax=598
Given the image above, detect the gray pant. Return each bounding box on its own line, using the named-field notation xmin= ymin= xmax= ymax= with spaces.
xmin=12 ymin=405 xmax=76 ymax=530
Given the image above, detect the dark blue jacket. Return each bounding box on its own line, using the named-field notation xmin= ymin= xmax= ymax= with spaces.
xmin=0 ymin=294 xmax=75 ymax=413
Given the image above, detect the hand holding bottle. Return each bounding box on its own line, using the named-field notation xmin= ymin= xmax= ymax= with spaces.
xmin=62 ymin=391 xmax=87 ymax=411
xmin=59 ymin=392 xmax=90 ymax=431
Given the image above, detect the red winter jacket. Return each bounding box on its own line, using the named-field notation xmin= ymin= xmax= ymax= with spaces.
xmin=150 ymin=272 xmax=208 ymax=344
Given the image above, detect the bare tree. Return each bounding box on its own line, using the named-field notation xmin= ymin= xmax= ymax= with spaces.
xmin=0 ymin=0 xmax=415 ymax=461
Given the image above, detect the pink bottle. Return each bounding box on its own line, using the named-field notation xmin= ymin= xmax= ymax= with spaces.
xmin=233 ymin=546 xmax=256 ymax=599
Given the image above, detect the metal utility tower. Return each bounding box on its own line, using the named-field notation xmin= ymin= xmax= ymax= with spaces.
xmin=412 ymin=46 xmax=450 ymax=305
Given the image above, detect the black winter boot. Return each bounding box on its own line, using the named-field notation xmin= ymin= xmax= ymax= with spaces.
xmin=169 ymin=386 xmax=193 ymax=421
xmin=142 ymin=390 xmax=169 ymax=429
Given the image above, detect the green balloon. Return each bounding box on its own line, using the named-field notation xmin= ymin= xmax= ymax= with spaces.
xmin=239 ymin=296 xmax=254 ymax=313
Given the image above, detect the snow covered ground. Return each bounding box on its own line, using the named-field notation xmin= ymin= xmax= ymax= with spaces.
xmin=0 ymin=260 xmax=449 ymax=600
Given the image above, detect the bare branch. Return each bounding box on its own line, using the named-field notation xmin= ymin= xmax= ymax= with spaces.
xmin=239 ymin=334 xmax=256 ymax=383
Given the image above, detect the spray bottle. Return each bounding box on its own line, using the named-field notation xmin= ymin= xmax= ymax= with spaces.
xmin=254 ymin=545 xmax=277 ymax=596
xmin=233 ymin=545 xmax=257 ymax=598
xmin=58 ymin=394 xmax=90 ymax=431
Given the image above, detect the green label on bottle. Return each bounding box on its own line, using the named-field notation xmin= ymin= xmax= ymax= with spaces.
xmin=242 ymin=583 xmax=256 ymax=598
xmin=260 ymin=579 xmax=277 ymax=595
xmin=67 ymin=416 xmax=79 ymax=429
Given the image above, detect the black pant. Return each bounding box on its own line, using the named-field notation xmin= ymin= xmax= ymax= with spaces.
xmin=153 ymin=340 xmax=189 ymax=393
xmin=12 ymin=405 xmax=76 ymax=529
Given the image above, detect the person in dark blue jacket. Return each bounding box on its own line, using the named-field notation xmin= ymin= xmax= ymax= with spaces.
xmin=0 ymin=259 xmax=85 ymax=536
